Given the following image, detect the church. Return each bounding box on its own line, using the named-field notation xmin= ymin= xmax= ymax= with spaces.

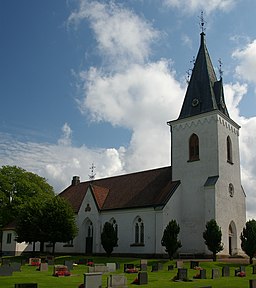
xmin=53 ymin=27 xmax=246 ymax=257
xmin=1 ymin=26 xmax=246 ymax=257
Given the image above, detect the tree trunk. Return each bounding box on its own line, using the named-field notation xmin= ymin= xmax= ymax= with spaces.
xmin=40 ymin=241 xmax=44 ymax=253
xmin=32 ymin=242 xmax=36 ymax=256
xmin=52 ymin=242 xmax=56 ymax=256
xmin=250 ymin=256 xmax=253 ymax=264
xmin=213 ymin=253 xmax=217 ymax=262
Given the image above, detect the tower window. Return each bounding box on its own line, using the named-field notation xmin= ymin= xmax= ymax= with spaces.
xmin=227 ymin=136 xmax=233 ymax=164
xmin=189 ymin=134 xmax=199 ymax=161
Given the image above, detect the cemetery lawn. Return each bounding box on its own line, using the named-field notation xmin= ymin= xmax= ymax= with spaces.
xmin=1 ymin=256 xmax=256 ymax=288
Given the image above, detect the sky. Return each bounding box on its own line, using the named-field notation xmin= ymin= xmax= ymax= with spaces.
xmin=0 ymin=0 xmax=256 ymax=219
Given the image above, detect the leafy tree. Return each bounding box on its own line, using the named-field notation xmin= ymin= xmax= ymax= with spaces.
xmin=0 ymin=165 xmax=54 ymax=230
xmin=161 ymin=220 xmax=182 ymax=260
xmin=15 ymin=199 xmax=45 ymax=254
xmin=101 ymin=222 xmax=118 ymax=257
xmin=41 ymin=197 xmax=78 ymax=254
xmin=240 ymin=219 xmax=256 ymax=264
xmin=203 ymin=219 xmax=223 ymax=261
xmin=16 ymin=196 xmax=78 ymax=255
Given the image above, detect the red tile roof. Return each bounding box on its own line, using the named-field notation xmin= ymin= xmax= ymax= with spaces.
xmin=59 ymin=166 xmax=180 ymax=213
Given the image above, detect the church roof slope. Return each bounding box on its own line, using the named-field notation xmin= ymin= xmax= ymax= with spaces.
xmin=178 ymin=32 xmax=229 ymax=119
xmin=59 ymin=166 xmax=180 ymax=213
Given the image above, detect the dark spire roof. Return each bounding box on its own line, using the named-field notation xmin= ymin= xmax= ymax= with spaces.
xmin=178 ymin=32 xmax=229 ymax=119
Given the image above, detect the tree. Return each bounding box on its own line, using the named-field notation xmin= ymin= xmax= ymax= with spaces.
xmin=203 ymin=219 xmax=223 ymax=261
xmin=0 ymin=166 xmax=54 ymax=230
xmin=101 ymin=222 xmax=118 ymax=257
xmin=16 ymin=196 xmax=78 ymax=255
xmin=161 ymin=220 xmax=182 ymax=260
xmin=15 ymin=198 xmax=45 ymax=255
xmin=41 ymin=197 xmax=78 ymax=255
xmin=240 ymin=219 xmax=256 ymax=264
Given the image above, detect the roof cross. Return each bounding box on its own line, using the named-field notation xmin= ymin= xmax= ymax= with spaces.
xmin=199 ymin=11 xmax=206 ymax=33
xmin=89 ymin=163 xmax=96 ymax=181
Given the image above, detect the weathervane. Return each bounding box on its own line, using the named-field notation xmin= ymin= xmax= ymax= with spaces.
xmin=89 ymin=163 xmax=96 ymax=181
xmin=199 ymin=11 xmax=206 ymax=33
xmin=218 ymin=58 xmax=223 ymax=79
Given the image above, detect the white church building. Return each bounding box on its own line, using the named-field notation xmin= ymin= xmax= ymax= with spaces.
xmin=2 ymin=29 xmax=246 ymax=257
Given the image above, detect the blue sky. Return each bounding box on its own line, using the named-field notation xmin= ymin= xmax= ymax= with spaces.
xmin=1 ymin=0 xmax=256 ymax=218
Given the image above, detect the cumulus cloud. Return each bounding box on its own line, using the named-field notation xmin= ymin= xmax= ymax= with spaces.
xmin=232 ymin=40 xmax=256 ymax=84
xmin=163 ymin=0 xmax=237 ymax=14
xmin=1 ymin=0 xmax=256 ymax=221
xmin=58 ymin=123 xmax=72 ymax=146
xmin=68 ymin=0 xmax=159 ymax=69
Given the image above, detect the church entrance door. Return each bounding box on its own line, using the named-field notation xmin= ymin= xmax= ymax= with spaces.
xmin=85 ymin=221 xmax=93 ymax=254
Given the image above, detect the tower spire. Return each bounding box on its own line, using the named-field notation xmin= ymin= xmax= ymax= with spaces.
xmin=178 ymin=14 xmax=229 ymax=120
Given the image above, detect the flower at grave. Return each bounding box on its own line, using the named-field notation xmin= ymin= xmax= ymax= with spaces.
xmin=193 ymin=273 xmax=200 ymax=279
xmin=194 ymin=266 xmax=203 ymax=270
xmin=132 ymin=277 xmax=139 ymax=284
xmin=237 ymin=271 xmax=246 ymax=277
xmin=87 ymin=261 xmax=94 ymax=266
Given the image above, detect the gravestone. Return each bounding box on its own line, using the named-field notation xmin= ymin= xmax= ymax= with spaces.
xmin=176 ymin=260 xmax=183 ymax=268
xmin=140 ymin=259 xmax=147 ymax=271
xmin=46 ymin=256 xmax=54 ymax=265
xmin=14 ymin=284 xmax=37 ymax=288
xmin=107 ymin=274 xmax=128 ymax=288
xmin=10 ymin=262 xmax=21 ymax=272
xmin=64 ymin=260 xmax=73 ymax=271
xmin=0 ymin=266 xmax=13 ymax=276
xmin=253 ymin=266 xmax=256 ymax=274
xmin=177 ymin=268 xmax=188 ymax=281
xmin=190 ymin=261 xmax=199 ymax=269
xmin=168 ymin=265 xmax=174 ymax=271
xmin=151 ymin=263 xmax=158 ymax=272
xmin=84 ymin=272 xmax=102 ymax=288
xmin=39 ymin=263 xmax=48 ymax=272
xmin=212 ymin=268 xmax=220 ymax=279
xmin=94 ymin=264 xmax=108 ymax=273
xmin=116 ymin=262 xmax=120 ymax=270
xmin=200 ymin=269 xmax=206 ymax=279
xmin=222 ymin=266 xmax=230 ymax=277
xmin=138 ymin=272 xmax=148 ymax=285
xmin=107 ymin=263 xmax=116 ymax=272
xmin=2 ymin=258 xmax=10 ymax=265
xmin=249 ymin=279 xmax=256 ymax=288
xmin=157 ymin=262 xmax=163 ymax=270
xmin=240 ymin=266 xmax=246 ymax=272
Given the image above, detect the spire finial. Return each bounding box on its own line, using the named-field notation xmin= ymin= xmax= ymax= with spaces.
xmin=218 ymin=58 xmax=223 ymax=79
xmin=199 ymin=11 xmax=206 ymax=34
xmin=89 ymin=163 xmax=96 ymax=181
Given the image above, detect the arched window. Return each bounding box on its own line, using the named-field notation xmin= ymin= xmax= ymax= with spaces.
xmin=227 ymin=136 xmax=233 ymax=163
xmin=134 ymin=217 xmax=144 ymax=244
xmin=189 ymin=133 xmax=199 ymax=161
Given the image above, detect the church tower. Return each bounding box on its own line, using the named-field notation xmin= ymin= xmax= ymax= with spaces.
xmin=168 ymin=25 xmax=246 ymax=255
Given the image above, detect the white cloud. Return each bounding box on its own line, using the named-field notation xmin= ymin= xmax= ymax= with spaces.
xmin=58 ymin=123 xmax=72 ymax=146
xmin=163 ymin=0 xmax=237 ymax=14
xmin=232 ymin=40 xmax=256 ymax=84
xmin=68 ymin=0 xmax=159 ymax=69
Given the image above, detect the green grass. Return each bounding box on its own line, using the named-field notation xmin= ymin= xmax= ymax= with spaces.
xmin=1 ymin=256 xmax=256 ymax=288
